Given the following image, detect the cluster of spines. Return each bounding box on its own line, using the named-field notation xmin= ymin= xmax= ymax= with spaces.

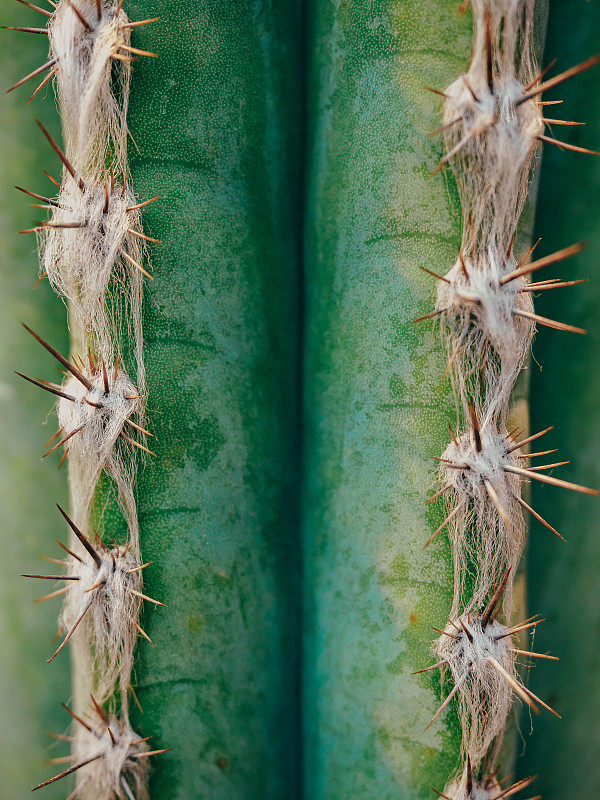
xmin=413 ymin=0 xmax=599 ymax=795
xmin=4 ymin=2 xmax=166 ymax=797
xmin=4 ymin=0 xmax=158 ymax=104
xmin=433 ymin=755 xmax=541 ymax=800
xmin=33 ymin=699 xmax=169 ymax=798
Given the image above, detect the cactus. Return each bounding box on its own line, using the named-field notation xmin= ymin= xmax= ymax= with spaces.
xmin=2 ymin=1 xmax=600 ymax=799
xmin=4 ymin=1 xmax=302 ymax=798
xmin=125 ymin=1 xmax=303 ymax=797
xmin=303 ymin=2 xmax=471 ymax=797
xmin=305 ymin=2 xmax=600 ymax=797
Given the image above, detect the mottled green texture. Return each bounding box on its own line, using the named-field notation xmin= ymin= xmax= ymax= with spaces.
xmin=123 ymin=2 xmax=302 ymax=798
xmin=303 ymin=2 xmax=472 ymax=798
xmin=0 ymin=6 xmax=69 ymax=798
xmin=518 ymin=2 xmax=600 ymax=796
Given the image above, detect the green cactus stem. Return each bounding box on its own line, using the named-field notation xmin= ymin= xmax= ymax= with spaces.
xmin=302 ymin=2 xmax=474 ymax=798
xmin=122 ymin=2 xmax=303 ymax=798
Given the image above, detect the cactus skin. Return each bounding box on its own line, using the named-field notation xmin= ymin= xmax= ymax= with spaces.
xmin=0 ymin=7 xmax=68 ymax=799
xmin=122 ymin=2 xmax=303 ymax=798
xmin=302 ymin=2 xmax=474 ymax=798
xmin=519 ymin=2 xmax=600 ymax=796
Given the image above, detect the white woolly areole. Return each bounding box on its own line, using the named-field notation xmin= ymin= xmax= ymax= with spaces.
xmin=436 ymin=616 xmax=514 ymax=769
xmin=40 ymin=180 xmax=142 ymax=319
xmin=441 ymin=759 xmax=536 ymax=800
xmin=49 ymin=0 xmax=131 ymax=176
xmin=441 ymin=0 xmax=543 ymax=256
xmin=442 ymin=77 xmax=543 ymax=255
xmin=60 ymin=543 xmax=142 ymax=703
xmin=443 ymin=783 xmax=500 ymax=800
xmin=55 ymin=362 xmax=147 ymax=714
xmin=44 ymin=1 xmax=146 ymax=403
xmin=57 ymin=367 xmax=142 ymax=523
xmin=42 ymin=0 xmax=150 ymax=741
xmin=436 ymin=248 xmax=533 ymax=420
xmin=439 ymin=419 xmax=524 ymax=614
xmin=427 ymin=0 xmax=554 ymax=789
xmin=29 ymin=0 xmax=156 ymax=792
xmin=442 ymin=771 xmax=503 ymax=800
xmin=73 ymin=713 xmax=149 ymax=800
xmin=40 ymin=180 xmax=146 ymax=356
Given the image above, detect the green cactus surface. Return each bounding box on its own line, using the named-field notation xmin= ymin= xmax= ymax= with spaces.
xmin=302 ymin=2 xmax=474 ymax=798
xmin=122 ymin=2 xmax=303 ymax=798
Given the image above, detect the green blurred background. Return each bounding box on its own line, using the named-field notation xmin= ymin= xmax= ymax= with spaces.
xmin=518 ymin=0 xmax=600 ymax=796
xmin=0 ymin=3 xmax=69 ymax=799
